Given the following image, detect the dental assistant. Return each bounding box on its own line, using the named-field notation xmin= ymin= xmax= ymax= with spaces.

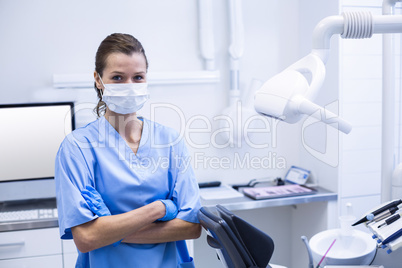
xmin=55 ymin=33 xmax=201 ymax=267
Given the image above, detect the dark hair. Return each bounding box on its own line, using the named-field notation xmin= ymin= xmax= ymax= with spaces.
xmin=93 ymin=33 xmax=149 ymax=117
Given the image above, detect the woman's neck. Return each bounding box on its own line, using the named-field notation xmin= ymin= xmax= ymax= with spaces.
xmin=104 ymin=110 xmax=143 ymax=144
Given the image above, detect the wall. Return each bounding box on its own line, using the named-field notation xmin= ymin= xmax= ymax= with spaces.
xmin=0 ymin=1 xmax=344 ymax=267
xmin=0 ymin=0 xmax=304 ymax=184
xmin=298 ymin=0 xmax=341 ymax=195
xmin=338 ymin=1 xmax=385 ymax=229
xmin=293 ymin=2 xmax=341 ymax=266
xmin=299 ymin=0 xmax=402 ymax=266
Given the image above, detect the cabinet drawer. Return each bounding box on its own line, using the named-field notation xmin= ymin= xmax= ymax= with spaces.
xmin=0 ymin=254 xmax=62 ymax=268
xmin=63 ymin=252 xmax=78 ymax=268
xmin=62 ymin=239 xmax=77 ymax=254
xmin=62 ymin=240 xmax=78 ymax=267
xmin=0 ymin=228 xmax=61 ymax=260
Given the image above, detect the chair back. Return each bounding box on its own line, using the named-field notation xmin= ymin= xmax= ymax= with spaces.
xmin=216 ymin=205 xmax=275 ymax=267
xmin=198 ymin=207 xmax=253 ymax=268
xmin=198 ymin=205 xmax=275 ymax=268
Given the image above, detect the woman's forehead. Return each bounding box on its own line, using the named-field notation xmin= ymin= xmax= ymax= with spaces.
xmin=104 ymin=52 xmax=147 ymax=73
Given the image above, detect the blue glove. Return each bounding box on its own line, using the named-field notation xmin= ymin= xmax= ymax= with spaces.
xmin=81 ymin=185 xmax=111 ymax=217
xmin=81 ymin=185 xmax=121 ymax=247
xmin=158 ymin=199 xmax=178 ymax=221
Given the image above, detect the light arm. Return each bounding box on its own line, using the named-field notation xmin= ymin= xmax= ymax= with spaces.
xmin=254 ymin=11 xmax=402 ymax=135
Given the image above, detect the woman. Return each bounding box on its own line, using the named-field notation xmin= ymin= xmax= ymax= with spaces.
xmin=55 ymin=33 xmax=201 ymax=267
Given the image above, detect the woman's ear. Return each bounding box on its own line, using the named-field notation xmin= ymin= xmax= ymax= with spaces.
xmin=94 ymin=71 xmax=102 ymax=89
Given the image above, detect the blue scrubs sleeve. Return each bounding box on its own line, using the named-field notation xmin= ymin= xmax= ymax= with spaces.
xmin=172 ymin=141 xmax=201 ymax=223
xmin=55 ymin=142 xmax=97 ymax=239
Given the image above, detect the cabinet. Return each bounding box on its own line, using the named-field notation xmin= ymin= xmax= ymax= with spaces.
xmin=0 ymin=255 xmax=62 ymax=268
xmin=62 ymin=239 xmax=78 ymax=268
xmin=0 ymin=227 xmax=78 ymax=268
xmin=0 ymin=228 xmax=63 ymax=267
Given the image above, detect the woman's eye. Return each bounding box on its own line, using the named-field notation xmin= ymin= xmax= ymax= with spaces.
xmin=134 ymin=75 xmax=144 ymax=81
xmin=112 ymin=76 xmax=122 ymax=81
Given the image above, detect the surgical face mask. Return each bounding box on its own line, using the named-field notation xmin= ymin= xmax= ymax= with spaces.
xmin=98 ymin=74 xmax=149 ymax=114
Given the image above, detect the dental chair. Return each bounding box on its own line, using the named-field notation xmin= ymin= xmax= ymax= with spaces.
xmin=197 ymin=205 xmax=275 ymax=268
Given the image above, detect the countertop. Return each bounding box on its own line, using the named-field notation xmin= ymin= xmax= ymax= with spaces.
xmin=0 ymin=198 xmax=58 ymax=232
xmin=201 ymin=186 xmax=337 ymax=211
xmin=0 ymin=186 xmax=337 ymax=232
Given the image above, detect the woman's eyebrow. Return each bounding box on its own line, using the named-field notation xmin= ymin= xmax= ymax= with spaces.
xmin=109 ymin=71 xmax=146 ymax=75
xmin=109 ymin=71 xmax=125 ymax=75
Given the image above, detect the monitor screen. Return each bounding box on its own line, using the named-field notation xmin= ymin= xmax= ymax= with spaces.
xmin=0 ymin=102 xmax=74 ymax=202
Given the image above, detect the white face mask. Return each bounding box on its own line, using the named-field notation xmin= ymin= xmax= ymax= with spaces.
xmin=98 ymin=74 xmax=149 ymax=114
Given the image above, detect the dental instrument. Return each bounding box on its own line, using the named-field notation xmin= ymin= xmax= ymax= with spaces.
xmin=363 ymin=201 xmax=402 ymax=253
xmin=352 ymin=199 xmax=402 ymax=226
xmin=370 ymin=207 xmax=399 ymax=223
xmin=380 ymin=228 xmax=402 ymax=248
xmin=366 ymin=200 xmax=402 ymax=221
xmin=378 ymin=212 xmax=402 ymax=229
xmin=367 ymin=217 xmax=396 ymax=242
xmin=316 ymin=239 xmax=336 ymax=268
xmin=381 ymin=230 xmax=402 ymax=254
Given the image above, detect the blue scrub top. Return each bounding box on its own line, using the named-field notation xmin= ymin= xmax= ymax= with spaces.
xmin=55 ymin=116 xmax=201 ymax=268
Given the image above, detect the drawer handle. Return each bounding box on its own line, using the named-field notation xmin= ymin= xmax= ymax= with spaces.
xmin=0 ymin=241 xmax=25 ymax=247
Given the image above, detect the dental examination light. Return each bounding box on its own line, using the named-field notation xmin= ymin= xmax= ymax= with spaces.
xmin=255 ymin=11 xmax=402 ymax=135
xmin=254 ymin=51 xmax=352 ymax=134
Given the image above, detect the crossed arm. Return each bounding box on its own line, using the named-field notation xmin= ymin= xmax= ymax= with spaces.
xmin=71 ymin=187 xmax=201 ymax=253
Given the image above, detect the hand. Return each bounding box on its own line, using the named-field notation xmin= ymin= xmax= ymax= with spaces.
xmin=81 ymin=186 xmax=122 ymax=247
xmin=81 ymin=185 xmax=111 ymax=217
xmin=157 ymin=199 xmax=178 ymax=221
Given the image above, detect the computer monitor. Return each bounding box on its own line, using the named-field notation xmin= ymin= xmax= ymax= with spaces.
xmin=0 ymin=102 xmax=74 ymax=202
